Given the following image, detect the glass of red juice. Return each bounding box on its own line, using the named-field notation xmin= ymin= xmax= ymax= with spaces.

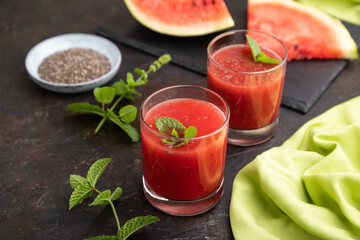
xmin=140 ymin=85 xmax=229 ymax=216
xmin=207 ymin=30 xmax=287 ymax=146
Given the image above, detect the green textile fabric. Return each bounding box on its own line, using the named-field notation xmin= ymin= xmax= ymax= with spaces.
xmin=230 ymin=96 xmax=360 ymax=240
xmin=296 ymin=0 xmax=360 ymax=26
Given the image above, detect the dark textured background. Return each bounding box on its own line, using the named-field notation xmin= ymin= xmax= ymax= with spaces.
xmin=0 ymin=0 xmax=359 ymax=239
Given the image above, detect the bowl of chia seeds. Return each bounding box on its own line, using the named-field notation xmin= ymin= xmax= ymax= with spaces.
xmin=25 ymin=33 xmax=121 ymax=93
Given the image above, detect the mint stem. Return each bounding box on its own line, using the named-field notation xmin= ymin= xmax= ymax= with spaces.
xmin=109 ymin=200 xmax=121 ymax=231
xmin=93 ymin=187 xmax=121 ymax=231
xmin=95 ymin=117 xmax=107 ymax=134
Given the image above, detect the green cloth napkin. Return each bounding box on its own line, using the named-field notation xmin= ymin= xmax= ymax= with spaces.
xmin=230 ymin=96 xmax=360 ymax=240
xmin=296 ymin=0 xmax=360 ymax=26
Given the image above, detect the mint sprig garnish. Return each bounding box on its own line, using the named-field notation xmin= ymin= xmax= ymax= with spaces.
xmin=67 ymin=54 xmax=171 ymax=142
xmin=245 ymin=34 xmax=281 ymax=64
xmin=155 ymin=117 xmax=197 ymax=147
xmin=69 ymin=158 xmax=160 ymax=240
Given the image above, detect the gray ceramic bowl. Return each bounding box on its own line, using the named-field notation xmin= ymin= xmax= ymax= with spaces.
xmin=25 ymin=33 xmax=121 ymax=93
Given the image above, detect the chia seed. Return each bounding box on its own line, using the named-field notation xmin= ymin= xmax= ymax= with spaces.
xmin=37 ymin=48 xmax=111 ymax=84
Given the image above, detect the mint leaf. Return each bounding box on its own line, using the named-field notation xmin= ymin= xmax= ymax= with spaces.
xmin=69 ymin=183 xmax=93 ymax=210
xmin=94 ymin=87 xmax=116 ymax=104
xmin=121 ymin=124 xmax=139 ymax=142
xmin=246 ymin=34 xmax=281 ymax=64
xmin=171 ymin=128 xmax=179 ymax=138
xmin=84 ymin=235 xmax=117 ymax=240
xmin=134 ymin=68 xmax=146 ymax=77
xmin=107 ymin=110 xmax=139 ymax=142
xmin=70 ymin=174 xmax=88 ymax=190
xmin=123 ymin=93 xmax=135 ymax=101
xmin=119 ymin=105 xmax=137 ymax=123
xmin=127 ymin=88 xmax=141 ymax=96
xmin=155 ymin=117 xmax=185 ymax=137
xmin=256 ymin=52 xmax=281 ymax=64
xmin=117 ymin=216 xmax=160 ymax=240
xmin=126 ymin=72 xmax=135 ymax=86
xmin=246 ymin=34 xmax=261 ymax=61
xmin=87 ymin=158 xmax=111 ymax=188
xmin=110 ymin=187 xmax=123 ymax=201
xmin=184 ymin=126 xmax=197 ymax=138
xmin=89 ymin=190 xmax=111 ymax=206
xmin=134 ymin=68 xmax=148 ymax=85
xmin=67 ymin=103 xmax=106 ymax=117
xmin=112 ymin=80 xmax=128 ymax=96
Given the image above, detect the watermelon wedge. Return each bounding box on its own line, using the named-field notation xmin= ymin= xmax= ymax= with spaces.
xmin=124 ymin=0 xmax=235 ymax=37
xmin=248 ymin=0 xmax=359 ymax=61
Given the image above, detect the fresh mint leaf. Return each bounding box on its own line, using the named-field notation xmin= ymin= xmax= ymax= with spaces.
xmin=67 ymin=103 xmax=106 ymax=117
xmin=89 ymin=190 xmax=111 ymax=206
xmin=123 ymin=93 xmax=135 ymax=101
xmin=134 ymin=68 xmax=147 ymax=85
xmin=127 ymin=88 xmax=141 ymax=96
xmin=134 ymin=68 xmax=146 ymax=77
xmin=70 ymin=174 xmax=88 ymax=190
xmin=171 ymin=128 xmax=179 ymax=138
xmin=126 ymin=72 xmax=135 ymax=86
xmin=117 ymin=216 xmax=160 ymax=240
xmin=107 ymin=110 xmax=139 ymax=142
xmin=110 ymin=187 xmax=123 ymax=201
xmin=87 ymin=158 xmax=111 ymax=188
xmin=162 ymin=139 xmax=176 ymax=144
xmin=119 ymin=105 xmax=137 ymax=123
xmin=69 ymin=183 xmax=93 ymax=210
xmin=184 ymin=126 xmax=197 ymax=139
xmin=84 ymin=235 xmax=117 ymax=240
xmin=246 ymin=34 xmax=261 ymax=61
xmin=256 ymin=52 xmax=281 ymax=64
xmin=246 ymin=34 xmax=281 ymax=64
xmin=94 ymin=87 xmax=116 ymax=104
xmin=112 ymin=80 xmax=128 ymax=96
xmin=155 ymin=117 xmax=185 ymax=137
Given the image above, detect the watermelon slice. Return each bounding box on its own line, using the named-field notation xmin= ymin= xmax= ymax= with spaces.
xmin=248 ymin=0 xmax=359 ymax=61
xmin=124 ymin=0 xmax=235 ymax=37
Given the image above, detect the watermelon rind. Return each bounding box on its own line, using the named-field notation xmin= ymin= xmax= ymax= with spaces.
xmin=124 ymin=0 xmax=235 ymax=37
xmin=248 ymin=0 xmax=359 ymax=60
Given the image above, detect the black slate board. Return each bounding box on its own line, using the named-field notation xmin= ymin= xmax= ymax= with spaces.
xmin=97 ymin=0 xmax=360 ymax=113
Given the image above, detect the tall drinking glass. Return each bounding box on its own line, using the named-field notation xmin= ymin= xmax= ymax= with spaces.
xmin=207 ymin=30 xmax=287 ymax=146
xmin=140 ymin=85 xmax=229 ymax=216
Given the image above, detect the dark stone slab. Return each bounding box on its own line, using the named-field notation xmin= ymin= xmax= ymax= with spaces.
xmin=96 ymin=0 xmax=360 ymax=113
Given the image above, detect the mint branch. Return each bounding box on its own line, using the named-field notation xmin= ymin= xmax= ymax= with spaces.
xmin=93 ymin=54 xmax=171 ymax=135
xmin=69 ymin=158 xmax=160 ymax=240
xmin=66 ymin=54 xmax=171 ymax=142
xmin=246 ymin=34 xmax=281 ymax=64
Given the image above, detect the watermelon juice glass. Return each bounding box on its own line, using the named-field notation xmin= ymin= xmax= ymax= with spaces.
xmin=207 ymin=30 xmax=287 ymax=146
xmin=140 ymin=85 xmax=229 ymax=216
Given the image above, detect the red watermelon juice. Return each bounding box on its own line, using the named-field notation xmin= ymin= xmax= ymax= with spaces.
xmin=140 ymin=85 xmax=229 ymax=216
xmin=207 ymin=30 xmax=287 ymax=146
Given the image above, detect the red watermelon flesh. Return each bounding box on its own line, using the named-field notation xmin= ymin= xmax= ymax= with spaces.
xmin=124 ymin=0 xmax=235 ymax=37
xmin=248 ymin=0 xmax=358 ymax=61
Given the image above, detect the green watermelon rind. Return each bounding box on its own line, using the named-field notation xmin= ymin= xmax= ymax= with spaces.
xmin=124 ymin=0 xmax=235 ymax=37
xmin=250 ymin=0 xmax=359 ymax=60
